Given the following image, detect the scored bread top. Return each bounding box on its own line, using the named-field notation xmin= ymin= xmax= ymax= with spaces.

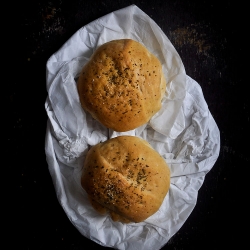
xmin=77 ymin=39 xmax=166 ymax=132
xmin=81 ymin=135 xmax=170 ymax=223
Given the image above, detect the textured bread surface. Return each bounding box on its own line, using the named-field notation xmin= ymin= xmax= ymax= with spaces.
xmin=81 ymin=135 xmax=170 ymax=223
xmin=77 ymin=39 xmax=166 ymax=132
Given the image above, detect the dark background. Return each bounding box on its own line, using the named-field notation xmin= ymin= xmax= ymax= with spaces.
xmin=7 ymin=0 xmax=248 ymax=249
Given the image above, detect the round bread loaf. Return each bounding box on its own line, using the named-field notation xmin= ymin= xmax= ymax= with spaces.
xmin=81 ymin=135 xmax=170 ymax=223
xmin=77 ymin=39 xmax=166 ymax=132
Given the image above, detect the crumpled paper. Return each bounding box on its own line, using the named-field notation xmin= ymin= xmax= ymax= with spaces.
xmin=44 ymin=4 xmax=220 ymax=250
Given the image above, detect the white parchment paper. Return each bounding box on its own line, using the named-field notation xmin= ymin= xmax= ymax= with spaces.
xmin=44 ymin=4 xmax=220 ymax=250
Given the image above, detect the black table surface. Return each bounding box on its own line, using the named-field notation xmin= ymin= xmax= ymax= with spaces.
xmin=6 ymin=0 xmax=248 ymax=249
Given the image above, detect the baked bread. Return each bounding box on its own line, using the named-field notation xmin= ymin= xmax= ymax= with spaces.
xmin=77 ymin=39 xmax=166 ymax=132
xmin=81 ymin=135 xmax=170 ymax=223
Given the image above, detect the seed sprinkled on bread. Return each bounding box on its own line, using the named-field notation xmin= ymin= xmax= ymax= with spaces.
xmin=81 ymin=135 xmax=170 ymax=223
xmin=77 ymin=39 xmax=166 ymax=132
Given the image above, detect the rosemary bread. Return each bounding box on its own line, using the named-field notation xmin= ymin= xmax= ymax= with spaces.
xmin=77 ymin=39 xmax=166 ymax=132
xmin=81 ymin=135 xmax=170 ymax=223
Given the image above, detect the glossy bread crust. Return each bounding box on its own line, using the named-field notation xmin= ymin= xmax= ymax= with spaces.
xmin=77 ymin=39 xmax=166 ymax=132
xmin=81 ymin=136 xmax=170 ymax=223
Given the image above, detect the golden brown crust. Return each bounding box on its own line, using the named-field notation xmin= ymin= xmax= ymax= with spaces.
xmin=81 ymin=136 xmax=170 ymax=223
xmin=77 ymin=39 xmax=166 ymax=132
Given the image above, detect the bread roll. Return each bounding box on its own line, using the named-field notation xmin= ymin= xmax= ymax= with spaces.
xmin=77 ymin=39 xmax=166 ymax=132
xmin=81 ymin=135 xmax=170 ymax=223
